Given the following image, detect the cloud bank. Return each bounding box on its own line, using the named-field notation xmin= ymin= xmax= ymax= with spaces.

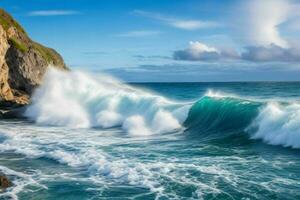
xmin=106 ymin=63 xmax=300 ymax=82
xmin=173 ymin=41 xmax=300 ymax=63
xmin=242 ymin=45 xmax=300 ymax=62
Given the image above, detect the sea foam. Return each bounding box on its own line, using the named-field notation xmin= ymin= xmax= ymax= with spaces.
xmin=249 ymin=102 xmax=300 ymax=148
xmin=25 ymin=68 xmax=184 ymax=136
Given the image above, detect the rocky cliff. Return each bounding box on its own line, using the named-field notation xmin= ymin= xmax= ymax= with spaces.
xmin=0 ymin=8 xmax=67 ymax=106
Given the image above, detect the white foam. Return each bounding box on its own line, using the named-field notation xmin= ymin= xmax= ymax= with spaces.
xmin=96 ymin=111 xmax=123 ymax=128
xmin=25 ymin=68 xmax=187 ymax=135
xmin=1 ymin=120 xmax=295 ymax=199
xmin=122 ymin=115 xmax=152 ymax=136
xmin=152 ymin=110 xmax=181 ymax=133
xmin=248 ymin=102 xmax=300 ymax=148
xmin=0 ymin=122 xmax=235 ymax=199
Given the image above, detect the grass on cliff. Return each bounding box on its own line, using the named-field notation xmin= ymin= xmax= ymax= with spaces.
xmin=33 ymin=42 xmax=62 ymax=65
xmin=0 ymin=9 xmax=26 ymax=34
xmin=0 ymin=8 xmax=29 ymax=53
xmin=8 ymin=37 xmax=28 ymax=53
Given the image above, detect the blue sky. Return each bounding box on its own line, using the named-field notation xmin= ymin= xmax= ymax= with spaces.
xmin=1 ymin=0 xmax=300 ymax=82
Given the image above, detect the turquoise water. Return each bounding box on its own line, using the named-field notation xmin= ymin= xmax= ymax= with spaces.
xmin=0 ymin=71 xmax=300 ymax=200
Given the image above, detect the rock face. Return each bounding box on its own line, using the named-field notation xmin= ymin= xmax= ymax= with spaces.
xmin=0 ymin=8 xmax=67 ymax=105
xmin=0 ymin=24 xmax=13 ymax=102
xmin=0 ymin=174 xmax=12 ymax=189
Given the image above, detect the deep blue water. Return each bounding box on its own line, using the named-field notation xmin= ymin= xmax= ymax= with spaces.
xmin=132 ymin=82 xmax=300 ymax=101
xmin=0 ymin=80 xmax=300 ymax=200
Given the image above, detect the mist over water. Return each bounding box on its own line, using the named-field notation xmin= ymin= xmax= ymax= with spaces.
xmin=0 ymin=68 xmax=300 ymax=199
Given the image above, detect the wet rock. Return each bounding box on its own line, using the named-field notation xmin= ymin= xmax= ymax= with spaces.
xmin=0 ymin=174 xmax=12 ymax=189
xmin=2 ymin=106 xmax=26 ymax=119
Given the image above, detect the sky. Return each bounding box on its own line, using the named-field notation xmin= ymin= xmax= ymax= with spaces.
xmin=1 ymin=0 xmax=300 ymax=82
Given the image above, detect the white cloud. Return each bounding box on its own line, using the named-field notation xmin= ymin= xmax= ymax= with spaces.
xmin=170 ymin=20 xmax=219 ymax=30
xmin=173 ymin=41 xmax=219 ymax=61
xmin=235 ymin=0 xmax=292 ymax=48
xmin=28 ymin=10 xmax=80 ymax=16
xmin=187 ymin=41 xmax=219 ymax=53
xmin=173 ymin=41 xmax=238 ymax=61
xmin=115 ymin=30 xmax=161 ymax=37
xmin=132 ymin=10 xmax=220 ymax=30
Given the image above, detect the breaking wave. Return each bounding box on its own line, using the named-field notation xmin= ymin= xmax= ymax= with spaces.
xmin=25 ymin=68 xmax=300 ymax=148
xmin=25 ymin=68 xmax=188 ymax=136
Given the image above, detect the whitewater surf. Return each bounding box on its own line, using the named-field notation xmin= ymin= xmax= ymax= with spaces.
xmin=25 ymin=69 xmax=300 ymax=148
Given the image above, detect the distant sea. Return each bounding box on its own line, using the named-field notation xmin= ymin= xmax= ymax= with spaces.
xmin=0 ymin=69 xmax=299 ymax=200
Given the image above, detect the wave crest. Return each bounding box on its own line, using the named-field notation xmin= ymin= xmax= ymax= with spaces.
xmin=25 ymin=68 xmax=184 ymax=136
xmin=248 ymin=102 xmax=300 ymax=148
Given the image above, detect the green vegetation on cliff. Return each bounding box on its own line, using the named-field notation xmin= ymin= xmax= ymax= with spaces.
xmin=32 ymin=42 xmax=65 ymax=66
xmin=8 ymin=37 xmax=28 ymax=53
xmin=0 ymin=9 xmax=26 ymax=34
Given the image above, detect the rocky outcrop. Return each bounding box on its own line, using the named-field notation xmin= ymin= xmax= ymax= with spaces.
xmin=0 ymin=174 xmax=12 ymax=189
xmin=0 ymin=8 xmax=67 ymax=106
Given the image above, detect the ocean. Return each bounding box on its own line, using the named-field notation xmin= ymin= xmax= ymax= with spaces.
xmin=0 ymin=69 xmax=299 ymax=200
